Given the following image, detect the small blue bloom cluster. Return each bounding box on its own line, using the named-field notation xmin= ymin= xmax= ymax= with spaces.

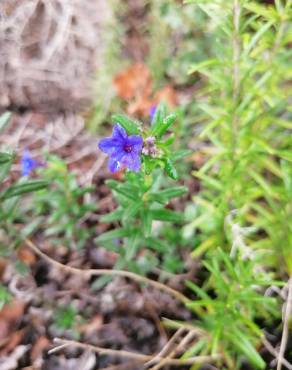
xmin=98 ymin=124 xmax=143 ymax=173
xmin=21 ymin=150 xmax=41 ymax=177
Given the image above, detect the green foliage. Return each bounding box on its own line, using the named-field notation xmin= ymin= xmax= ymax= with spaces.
xmin=54 ymin=304 xmax=77 ymax=330
xmin=96 ymin=107 xmax=188 ymax=274
xmin=185 ymin=0 xmax=292 ymax=270
xmin=31 ymin=156 xmax=95 ymax=249
xmin=180 ymin=0 xmax=291 ymax=368
xmin=0 ymin=113 xmax=49 ymax=255
xmin=186 ymin=249 xmax=281 ymax=369
xmin=0 ymin=284 xmax=11 ymax=310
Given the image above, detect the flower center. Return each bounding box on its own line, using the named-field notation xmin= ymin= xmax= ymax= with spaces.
xmin=124 ymin=144 xmax=132 ymax=153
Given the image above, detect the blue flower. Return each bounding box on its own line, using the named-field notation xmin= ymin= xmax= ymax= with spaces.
xmin=98 ymin=124 xmax=143 ymax=173
xmin=149 ymin=106 xmax=157 ymax=121
xmin=21 ymin=150 xmax=41 ymax=177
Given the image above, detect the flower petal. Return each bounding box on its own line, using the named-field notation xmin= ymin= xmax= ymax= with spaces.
xmin=108 ymin=157 xmax=122 ymax=173
xmin=127 ymin=135 xmax=143 ymax=153
xmin=98 ymin=138 xmax=122 ymax=155
xmin=122 ymin=153 xmax=141 ymax=172
xmin=112 ymin=124 xmax=127 ymax=140
xmin=21 ymin=150 xmax=40 ymax=176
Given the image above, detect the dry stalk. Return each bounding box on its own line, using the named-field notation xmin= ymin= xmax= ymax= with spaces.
xmin=25 ymin=238 xmax=190 ymax=304
xmin=49 ymin=337 xmax=220 ymax=367
xmin=277 ymin=277 xmax=292 ymax=370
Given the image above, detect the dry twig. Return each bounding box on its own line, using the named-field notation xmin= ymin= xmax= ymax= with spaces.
xmin=49 ymin=337 xmax=219 ymax=367
xmin=277 ymin=277 xmax=292 ymax=370
xmin=25 ymin=238 xmax=190 ymax=304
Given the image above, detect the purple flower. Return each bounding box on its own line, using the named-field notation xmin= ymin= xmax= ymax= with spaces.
xmin=98 ymin=124 xmax=143 ymax=173
xmin=149 ymin=106 xmax=157 ymax=121
xmin=21 ymin=149 xmax=41 ymax=177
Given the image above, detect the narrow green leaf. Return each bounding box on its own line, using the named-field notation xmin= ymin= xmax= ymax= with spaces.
xmin=228 ymin=329 xmax=265 ymax=369
xmin=0 ymin=152 xmax=13 ymax=164
xmin=154 ymin=114 xmax=177 ymax=138
xmin=100 ymin=208 xmax=123 ymax=223
xmin=141 ymin=210 xmax=152 ymax=236
xmin=95 ymin=228 xmax=129 ymax=243
xmin=122 ymin=201 xmax=143 ymax=223
xmin=243 ymin=21 xmax=274 ymax=57
xmin=112 ymin=114 xmax=140 ymax=135
xmin=150 ymin=209 xmax=183 ymax=222
xmin=125 ymin=231 xmax=141 ymax=260
xmin=171 ymin=150 xmax=191 ymax=161
xmin=164 ymin=159 xmax=178 ymax=180
xmin=0 ymin=180 xmax=49 ymax=200
xmin=151 ymin=103 xmax=167 ymax=135
xmin=113 ymin=185 xmax=139 ymax=201
xmin=150 ymin=186 xmax=187 ymax=202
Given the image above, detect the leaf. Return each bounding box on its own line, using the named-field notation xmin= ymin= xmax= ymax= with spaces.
xmin=0 ymin=161 xmax=12 ymax=183
xmin=186 ymin=281 xmax=211 ymax=301
xmin=145 ymin=237 xmax=168 ymax=252
xmin=0 ymin=152 xmax=13 ymax=164
xmin=181 ymin=339 xmax=206 ymax=359
xmin=125 ymin=231 xmax=141 ymax=260
xmin=151 ymin=103 xmax=167 ymax=135
xmin=243 ymin=21 xmax=274 ymax=57
xmin=112 ymin=114 xmax=140 ymax=135
xmin=150 ymin=209 xmax=184 ymax=222
xmin=171 ymin=149 xmax=192 ymax=161
xmin=193 ymin=171 xmax=223 ymax=191
xmin=100 ymin=208 xmax=123 ymax=223
xmin=0 ymin=112 xmax=12 ymax=133
xmin=281 ymin=160 xmax=292 ymax=198
xmin=95 ymin=228 xmax=129 ymax=243
xmin=228 ymin=329 xmax=265 ymax=369
xmin=122 ymin=201 xmax=143 ymax=223
xmin=0 ymin=180 xmax=49 ymax=200
xmin=152 ymin=114 xmax=177 ymax=138
xmin=188 ymin=59 xmax=220 ymax=74
xmin=113 ymin=184 xmax=139 ymax=201
xmin=164 ymin=159 xmax=178 ymax=180
xmin=141 ymin=210 xmax=152 ymax=236
xmin=150 ymin=186 xmax=188 ymax=202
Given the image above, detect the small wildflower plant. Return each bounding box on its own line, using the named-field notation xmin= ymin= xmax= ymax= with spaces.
xmin=96 ymin=104 xmax=189 ymax=274
xmin=0 ymin=112 xmax=48 ymax=307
